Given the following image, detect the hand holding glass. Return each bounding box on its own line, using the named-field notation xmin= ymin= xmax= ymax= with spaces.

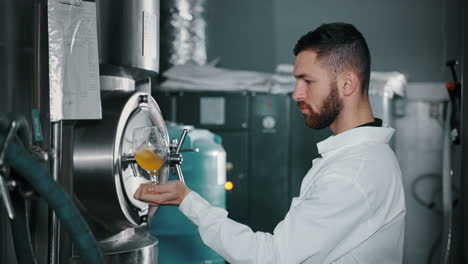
xmin=132 ymin=126 xmax=168 ymax=184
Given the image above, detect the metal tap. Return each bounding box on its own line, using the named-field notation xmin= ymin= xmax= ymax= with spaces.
xmin=121 ymin=154 xmax=140 ymax=176
xmin=167 ymin=129 xmax=199 ymax=183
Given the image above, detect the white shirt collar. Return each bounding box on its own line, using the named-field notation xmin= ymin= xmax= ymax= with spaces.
xmin=317 ymin=126 xmax=395 ymax=156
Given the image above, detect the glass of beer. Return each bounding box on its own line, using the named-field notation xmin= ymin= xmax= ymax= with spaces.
xmin=132 ymin=126 xmax=168 ymax=184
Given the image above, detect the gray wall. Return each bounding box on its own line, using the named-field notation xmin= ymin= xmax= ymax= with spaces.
xmin=206 ymin=0 xmax=276 ymax=72
xmin=207 ymin=0 xmax=463 ymax=82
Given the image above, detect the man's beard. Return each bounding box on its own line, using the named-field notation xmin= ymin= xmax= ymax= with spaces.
xmin=300 ymin=81 xmax=343 ymax=129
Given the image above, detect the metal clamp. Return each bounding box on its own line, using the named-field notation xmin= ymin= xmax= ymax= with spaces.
xmin=168 ymin=129 xmax=199 ymax=183
xmin=0 ymin=120 xmax=18 ymax=220
xmin=30 ymin=145 xmax=49 ymax=163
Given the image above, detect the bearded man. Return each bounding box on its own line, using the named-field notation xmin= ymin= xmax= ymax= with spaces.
xmin=135 ymin=22 xmax=406 ymax=264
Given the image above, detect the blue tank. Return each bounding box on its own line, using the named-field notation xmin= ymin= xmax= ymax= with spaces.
xmin=150 ymin=124 xmax=226 ymax=264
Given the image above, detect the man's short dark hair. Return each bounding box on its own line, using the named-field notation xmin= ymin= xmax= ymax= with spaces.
xmin=293 ymin=23 xmax=371 ymax=93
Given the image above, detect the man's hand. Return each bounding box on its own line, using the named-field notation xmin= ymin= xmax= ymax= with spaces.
xmin=133 ymin=180 xmax=191 ymax=206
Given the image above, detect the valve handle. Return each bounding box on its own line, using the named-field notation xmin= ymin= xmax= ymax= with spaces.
xmin=175 ymin=129 xmax=188 ymax=154
xmin=169 ymin=129 xmax=192 ymax=183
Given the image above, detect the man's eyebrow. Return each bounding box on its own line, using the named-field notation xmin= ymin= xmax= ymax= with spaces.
xmin=294 ymin=73 xmax=312 ymax=79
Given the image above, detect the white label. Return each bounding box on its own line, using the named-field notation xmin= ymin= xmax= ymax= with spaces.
xmin=143 ymin=11 xmax=157 ymax=59
xmin=262 ymin=116 xmax=276 ymax=129
xmin=200 ymin=97 xmax=225 ymax=125
xmin=48 ymin=0 xmax=101 ymax=121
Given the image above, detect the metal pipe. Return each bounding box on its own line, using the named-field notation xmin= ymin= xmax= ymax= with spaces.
xmin=34 ymin=0 xmax=43 ymax=112
xmin=175 ymin=129 xmax=187 ymax=154
xmin=175 ymin=164 xmax=185 ymax=183
xmin=49 ymin=121 xmax=62 ymax=264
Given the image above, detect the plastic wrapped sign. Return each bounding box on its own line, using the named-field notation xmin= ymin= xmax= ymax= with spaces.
xmin=48 ymin=0 xmax=102 ymax=121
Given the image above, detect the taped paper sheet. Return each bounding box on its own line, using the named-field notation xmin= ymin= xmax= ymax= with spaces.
xmin=48 ymin=0 xmax=101 ymax=121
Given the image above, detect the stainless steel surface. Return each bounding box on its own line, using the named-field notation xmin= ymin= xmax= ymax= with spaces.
xmin=100 ymin=76 xmax=135 ymax=92
xmin=121 ymin=154 xmax=137 ymax=164
xmin=97 ymin=0 xmax=160 ymax=79
xmin=72 ymin=227 xmax=158 ymax=264
xmin=71 ymin=2 xmax=163 ymax=263
xmin=136 ymin=78 xmax=152 ymax=94
xmin=73 ymin=91 xmax=169 ymax=239
xmin=180 ymin=148 xmax=200 ymax=152
xmin=49 ymin=121 xmax=62 ymax=264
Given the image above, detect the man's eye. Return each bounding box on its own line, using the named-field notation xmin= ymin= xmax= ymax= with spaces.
xmin=305 ymin=80 xmax=312 ymax=85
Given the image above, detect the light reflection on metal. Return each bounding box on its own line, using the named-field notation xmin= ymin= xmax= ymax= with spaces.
xmin=49 ymin=121 xmax=62 ymax=264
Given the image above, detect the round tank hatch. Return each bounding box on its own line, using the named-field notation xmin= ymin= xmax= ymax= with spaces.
xmin=74 ymin=91 xmax=169 ymax=237
xmin=120 ymin=104 xmax=169 ymax=212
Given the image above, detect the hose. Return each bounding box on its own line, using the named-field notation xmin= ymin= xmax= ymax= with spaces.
xmin=0 ymin=114 xmax=104 ymax=264
xmin=410 ymin=173 xmax=440 ymax=212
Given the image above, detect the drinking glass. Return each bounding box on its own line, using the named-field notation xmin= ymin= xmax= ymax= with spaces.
xmin=132 ymin=126 xmax=168 ymax=184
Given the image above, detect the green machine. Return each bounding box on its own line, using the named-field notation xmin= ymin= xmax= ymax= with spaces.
xmin=150 ymin=124 xmax=226 ymax=264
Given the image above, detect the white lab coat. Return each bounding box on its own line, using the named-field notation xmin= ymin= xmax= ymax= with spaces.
xmin=179 ymin=126 xmax=406 ymax=264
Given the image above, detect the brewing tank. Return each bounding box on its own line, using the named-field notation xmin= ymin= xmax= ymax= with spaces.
xmin=97 ymin=0 xmax=160 ymax=80
xmin=72 ymin=86 xmax=168 ymax=262
xmin=69 ymin=0 xmax=164 ymax=262
xmin=74 ymin=90 xmax=169 ymax=235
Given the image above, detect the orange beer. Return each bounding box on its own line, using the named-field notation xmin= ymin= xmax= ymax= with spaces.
xmin=134 ymin=147 xmax=165 ymax=172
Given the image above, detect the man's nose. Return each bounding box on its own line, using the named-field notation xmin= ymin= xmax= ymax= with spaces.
xmin=292 ymin=81 xmax=304 ymax=102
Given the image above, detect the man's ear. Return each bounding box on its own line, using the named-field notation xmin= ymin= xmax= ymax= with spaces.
xmin=342 ymin=71 xmax=359 ymax=96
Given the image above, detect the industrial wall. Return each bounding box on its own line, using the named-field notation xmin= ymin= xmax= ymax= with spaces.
xmin=207 ymin=0 xmax=463 ymax=82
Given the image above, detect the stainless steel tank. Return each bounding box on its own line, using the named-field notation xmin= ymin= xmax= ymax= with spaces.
xmin=97 ymin=0 xmax=160 ymax=80
xmin=73 ymin=77 xmax=168 ymax=263
xmin=53 ymin=1 xmax=164 ymax=262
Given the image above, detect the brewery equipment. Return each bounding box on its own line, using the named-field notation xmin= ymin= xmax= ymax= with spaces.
xmin=73 ymin=87 xmax=167 ymax=263
xmin=54 ymin=0 xmax=167 ymax=262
